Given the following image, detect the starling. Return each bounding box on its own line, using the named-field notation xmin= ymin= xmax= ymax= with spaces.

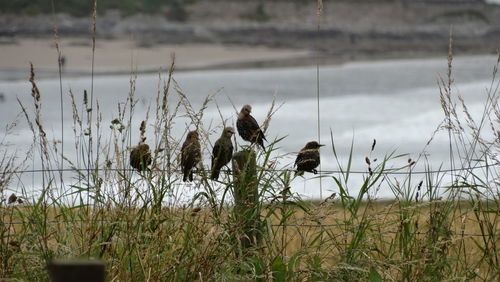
xmin=211 ymin=127 xmax=235 ymax=180
xmin=236 ymin=104 xmax=266 ymax=150
xmin=295 ymin=141 xmax=324 ymax=176
xmin=130 ymin=143 xmax=152 ymax=172
xmin=181 ymin=130 xmax=202 ymax=182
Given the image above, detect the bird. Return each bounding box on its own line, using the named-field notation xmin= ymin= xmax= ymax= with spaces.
xmin=236 ymin=104 xmax=266 ymax=150
xmin=130 ymin=143 xmax=152 ymax=172
xmin=211 ymin=127 xmax=235 ymax=180
xmin=181 ymin=130 xmax=202 ymax=182
xmin=294 ymin=141 xmax=324 ymax=176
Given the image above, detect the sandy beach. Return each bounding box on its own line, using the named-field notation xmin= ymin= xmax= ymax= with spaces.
xmin=0 ymin=37 xmax=311 ymax=80
xmin=2 ymin=1 xmax=500 ymax=81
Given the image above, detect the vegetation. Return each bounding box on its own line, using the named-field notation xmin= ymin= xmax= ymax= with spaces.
xmin=0 ymin=2 xmax=499 ymax=282
xmin=0 ymin=48 xmax=498 ymax=280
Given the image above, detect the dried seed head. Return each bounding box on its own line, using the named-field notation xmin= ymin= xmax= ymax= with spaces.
xmin=280 ymin=186 xmax=291 ymax=195
xmin=368 ymin=167 xmax=373 ymax=176
xmin=371 ymin=139 xmax=376 ymax=151
xmin=365 ymin=157 xmax=371 ymax=165
xmin=8 ymin=193 xmax=17 ymax=204
xmin=325 ymin=192 xmax=336 ymax=202
xmin=140 ymin=120 xmax=146 ymax=135
xmin=9 ymin=240 xmax=20 ymax=248
xmin=130 ymin=143 xmax=152 ymax=171
xmin=83 ymin=90 xmax=88 ymax=105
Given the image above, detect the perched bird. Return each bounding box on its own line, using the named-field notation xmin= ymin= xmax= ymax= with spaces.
xmin=181 ymin=130 xmax=202 ymax=182
xmin=130 ymin=143 xmax=152 ymax=172
xmin=237 ymin=104 xmax=266 ymax=150
xmin=211 ymin=127 xmax=235 ymax=180
xmin=295 ymin=141 xmax=324 ymax=176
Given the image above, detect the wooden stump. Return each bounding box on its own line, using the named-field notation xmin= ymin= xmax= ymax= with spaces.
xmin=47 ymin=259 xmax=105 ymax=282
xmin=232 ymin=150 xmax=261 ymax=250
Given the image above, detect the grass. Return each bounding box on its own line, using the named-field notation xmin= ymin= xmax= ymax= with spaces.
xmin=0 ymin=3 xmax=499 ymax=282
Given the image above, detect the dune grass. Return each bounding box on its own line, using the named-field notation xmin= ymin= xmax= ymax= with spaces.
xmin=0 ymin=2 xmax=499 ymax=281
xmin=0 ymin=48 xmax=498 ymax=280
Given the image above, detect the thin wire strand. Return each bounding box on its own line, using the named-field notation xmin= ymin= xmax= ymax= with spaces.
xmin=50 ymin=0 xmax=65 ymax=196
xmin=316 ymin=1 xmax=323 ymax=200
xmin=0 ymin=163 xmax=494 ymax=176
xmin=2 ymin=218 xmax=497 ymax=238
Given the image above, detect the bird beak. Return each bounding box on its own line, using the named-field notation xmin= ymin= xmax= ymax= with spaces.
xmin=319 ymin=144 xmax=325 ymax=147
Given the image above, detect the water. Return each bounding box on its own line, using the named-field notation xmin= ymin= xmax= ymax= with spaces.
xmin=0 ymin=55 xmax=497 ymax=201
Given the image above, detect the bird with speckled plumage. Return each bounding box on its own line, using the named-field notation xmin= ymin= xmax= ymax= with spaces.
xmin=211 ymin=127 xmax=235 ymax=180
xmin=295 ymin=141 xmax=324 ymax=176
xmin=181 ymin=130 xmax=202 ymax=182
xmin=237 ymin=104 xmax=266 ymax=150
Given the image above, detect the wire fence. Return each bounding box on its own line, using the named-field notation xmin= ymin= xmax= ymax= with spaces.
xmin=0 ymin=163 xmax=496 ymax=176
xmin=2 ymin=217 xmax=498 ymax=238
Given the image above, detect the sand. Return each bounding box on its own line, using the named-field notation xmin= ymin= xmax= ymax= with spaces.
xmin=0 ymin=37 xmax=311 ymax=79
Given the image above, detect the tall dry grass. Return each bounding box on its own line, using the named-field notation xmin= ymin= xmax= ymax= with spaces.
xmin=0 ymin=3 xmax=499 ymax=282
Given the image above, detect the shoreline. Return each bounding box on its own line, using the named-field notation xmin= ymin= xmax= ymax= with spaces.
xmin=0 ymin=36 xmax=497 ymax=82
xmin=2 ymin=1 xmax=500 ymax=81
xmin=0 ymin=37 xmax=311 ymax=81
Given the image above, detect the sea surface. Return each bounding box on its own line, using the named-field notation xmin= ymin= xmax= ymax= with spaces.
xmin=0 ymin=55 xmax=498 ymax=202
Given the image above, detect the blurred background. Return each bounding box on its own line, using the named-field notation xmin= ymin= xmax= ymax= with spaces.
xmin=1 ymin=0 xmax=500 ymax=74
xmin=0 ymin=0 xmax=499 ymax=199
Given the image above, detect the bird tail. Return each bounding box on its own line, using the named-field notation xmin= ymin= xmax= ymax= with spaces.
xmin=211 ymin=169 xmax=220 ymax=180
xmin=182 ymin=167 xmax=189 ymax=182
xmin=258 ymin=140 xmax=266 ymax=151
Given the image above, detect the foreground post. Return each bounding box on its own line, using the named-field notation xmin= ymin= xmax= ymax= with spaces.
xmin=47 ymin=259 xmax=105 ymax=282
xmin=232 ymin=150 xmax=261 ymax=250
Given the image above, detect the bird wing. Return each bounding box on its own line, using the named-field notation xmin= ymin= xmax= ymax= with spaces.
xmin=237 ymin=115 xmax=266 ymax=142
xmin=225 ymin=138 xmax=234 ymax=160
xmin=212 ymin=139 xmax=222 ymax=163
xmin=249 ymin=115 xmax=267 ymax=141
xmin=181 ymin=139 xmax=201 ymax=168
xmin=181 ymin=139 xmax=189 ymax=166
xmin=295 ymin=149 xmax=320 ymax=171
